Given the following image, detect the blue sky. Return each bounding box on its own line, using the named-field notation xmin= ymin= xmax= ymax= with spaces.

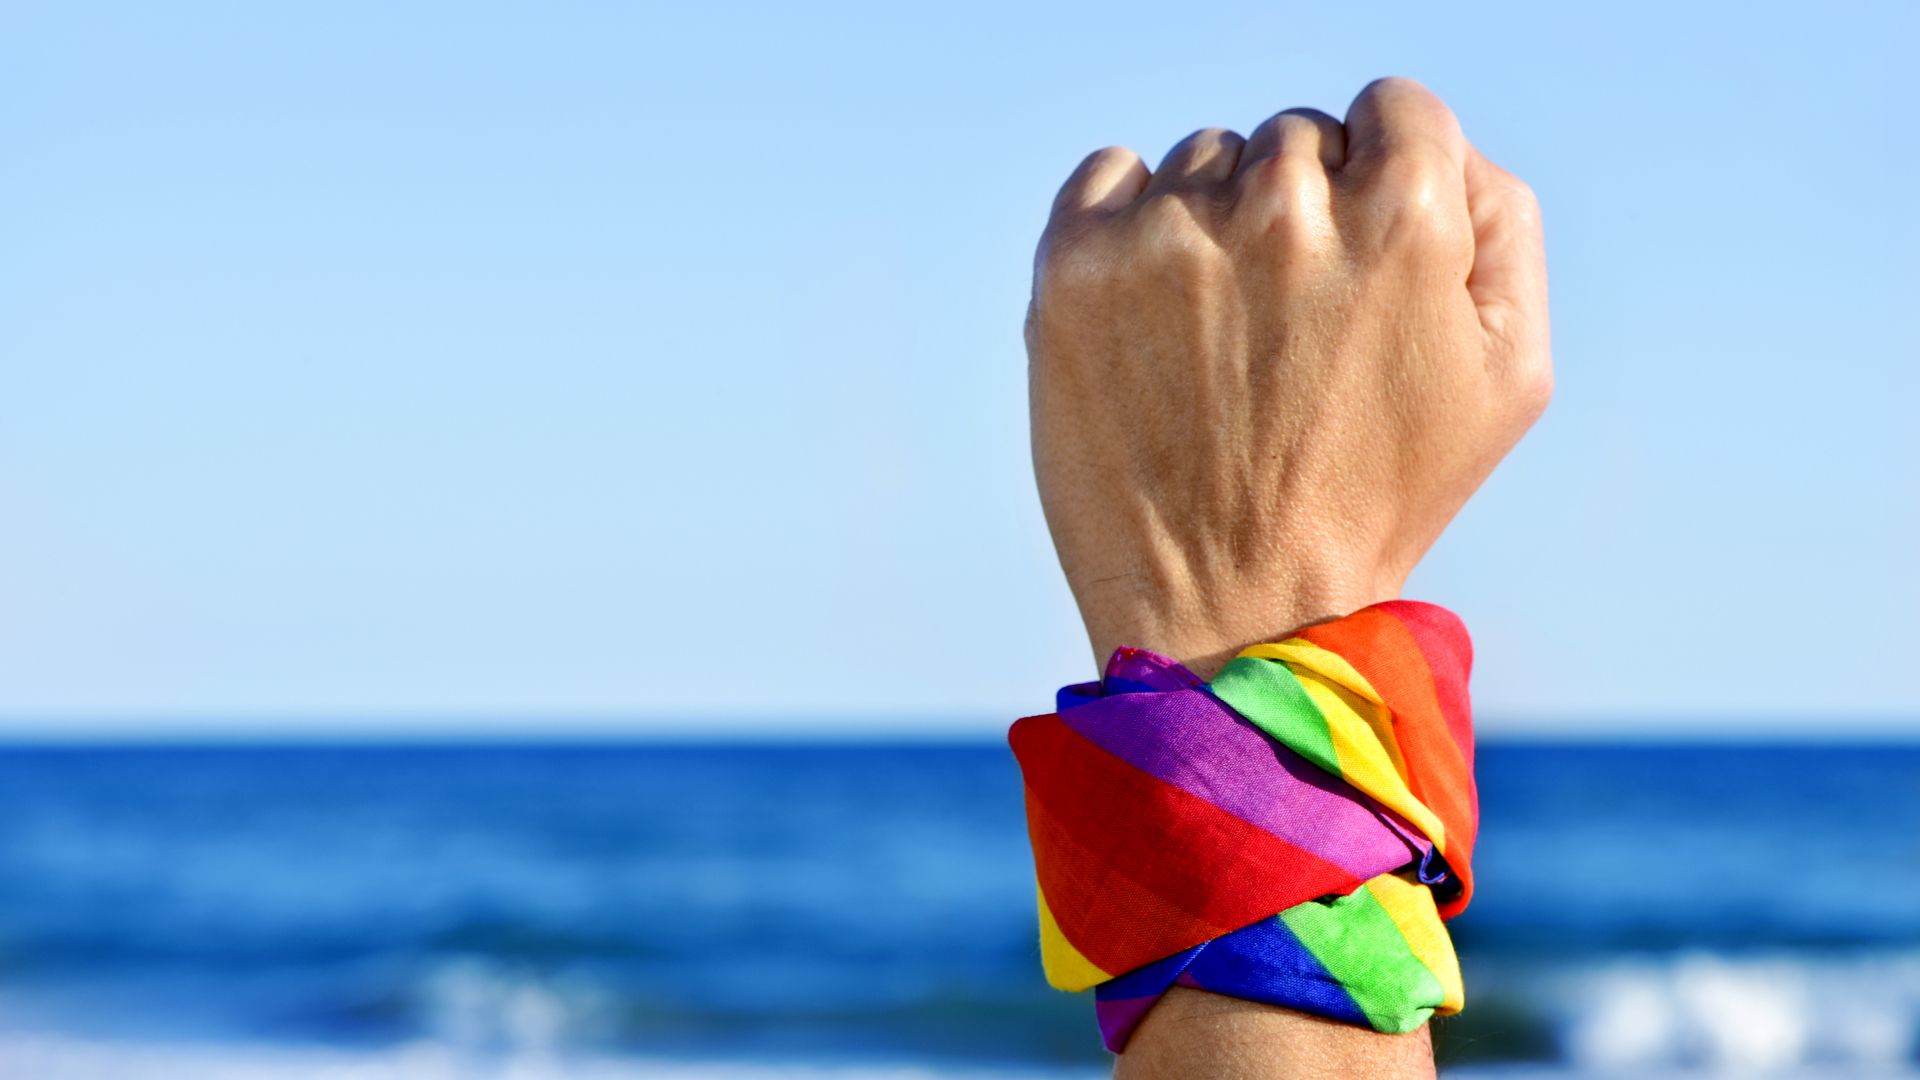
xmin=0 ymin=2 xmax=1913 ymax=736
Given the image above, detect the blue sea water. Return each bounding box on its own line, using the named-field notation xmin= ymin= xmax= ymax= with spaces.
xmin=0 ymin=740 xmax=1915 ymax=1078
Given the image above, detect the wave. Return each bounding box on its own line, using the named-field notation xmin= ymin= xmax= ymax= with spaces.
xmin=3 ymin=744 xmax=1917 ymax=1077
xmin=0 ymin=1034 xmax=1109 ymax=1080
xmin=1445 ymin=948 xmax=1920 ymax=1074
xmin=3 ymin=1033 xmax=1915 ymax=1080
xmin=8 ymin=949 xmax=1920 ymax=1078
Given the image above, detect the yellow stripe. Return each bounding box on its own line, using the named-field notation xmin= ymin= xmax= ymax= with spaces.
xmin=1366 ymin=873 xmax=1464 ymax=1013
xmin=1304 ymin=675 xmax=1443 ymax=846
xmin=1037 ymin=887 xmax=1110 ymax=990
xmin=1238 ymin=639 xmax=1411 ymax=778
xmin=1236 ymin=639 xmax=1384 ymax=705
xmin=1243 ymin=640 xmax=1446 ymax=852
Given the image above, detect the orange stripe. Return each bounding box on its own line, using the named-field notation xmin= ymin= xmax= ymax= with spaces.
xmin=1299 ymin=607 xmax=1476 ymax=912
xmin=1379 ymin=601 xmax=1475 ymax=770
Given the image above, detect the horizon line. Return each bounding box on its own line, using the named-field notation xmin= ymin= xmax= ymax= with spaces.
xmin=0 ymin=713 xmax=1914 ymax=745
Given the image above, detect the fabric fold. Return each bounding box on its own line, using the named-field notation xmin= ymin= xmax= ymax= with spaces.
xmin=1008 ymin=600 xmax=1478 ymax=1051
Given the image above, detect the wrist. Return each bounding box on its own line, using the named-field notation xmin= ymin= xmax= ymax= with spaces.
xmin=1078 ymin=571 xmax=1402 ymax=681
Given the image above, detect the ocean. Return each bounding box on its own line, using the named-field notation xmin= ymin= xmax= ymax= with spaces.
xmin=0 ymin=740 xmax=1914 ymax=1079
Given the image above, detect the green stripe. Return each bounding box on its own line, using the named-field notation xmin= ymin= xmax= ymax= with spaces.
xmin=1278 ymin=884 xmax=1444 ymax=1033
xmin=1208 ymin=657 xmax=1341 ymax=777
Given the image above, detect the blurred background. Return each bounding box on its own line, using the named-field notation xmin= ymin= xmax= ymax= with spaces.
xmin=1 ymin=1 xmax=1915 ymax=1077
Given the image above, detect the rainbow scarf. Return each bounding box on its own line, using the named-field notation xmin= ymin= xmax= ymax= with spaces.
xmin=1008 ymin=601 xmax=1477 ymax=1050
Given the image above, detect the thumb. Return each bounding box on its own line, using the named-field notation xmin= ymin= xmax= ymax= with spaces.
xmin=1463 ymin=146 xmax=1550 ymax=366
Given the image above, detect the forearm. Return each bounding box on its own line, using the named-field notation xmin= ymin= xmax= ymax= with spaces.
xmin=1022 ymin=75 xmax=1546 ymax=1080
xmin=1117 ymin=989 xmax=1435 ymax=1080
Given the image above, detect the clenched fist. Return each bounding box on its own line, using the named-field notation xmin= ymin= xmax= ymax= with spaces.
xmin=1027 ymin=78 xmax=1552 ymax=678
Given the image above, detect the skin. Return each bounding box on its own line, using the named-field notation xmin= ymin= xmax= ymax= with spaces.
xmin=1025 ymin=78 xmax=1552 ymax=1077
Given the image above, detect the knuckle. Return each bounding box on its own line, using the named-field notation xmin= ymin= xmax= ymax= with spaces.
xmin=1253 ymin=110 xmax=1342 ymax=165
xmin=1036 ymin=228 xmax=1117 ymax=299
xmin=1268 ymin=112 xmax=1324 ymax=143
xmin=1237 ymin=156 xmax=1335 ymax=253
xmin=1163 ymin=130 xmax=1203 ymax=159
xmin=1240 ymin=153 xmax=1321 ymax=202
xmin=1257 ymin=212 xmax=1334 ymax=260
xmin=1362 ymin=74 xmax=1428 ymax=98
xmin=1353 ymin=77 xmax=1463 ymax=160
xmin=1078 ymin=145 xmax=1138 ymax=173
xmin=1370 ymin=150 xmax=1450 ymax=201
xmin=1134 ymin=191 xmax=1209 ymax=242
xmin=1133 ymin=195 xmax=1228 ymax=277
xmin=1161 ymin=127 xmax=1243 ymax=177
xmin=1053 ymin=146 xmax=1144 ymax=212
xmin=1359 ymin=76 xmax=1451 ymax=123
xmin=1278 ymin=105 xmax=1339 ymax=125
xmin=1356 ymin=158 xmax=1467 ymax=254
xmin=1040 ymin=192 xmax=1230 ymax=303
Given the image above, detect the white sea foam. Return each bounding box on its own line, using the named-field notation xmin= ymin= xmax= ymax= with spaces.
xmin=1443 ymin=1060 xmax=1912 ymax=1068
xmin=1499 ymin=948 xmax=1920 ymax=1075
xmin=7 ymin=951 xmax=1920 ymax=1079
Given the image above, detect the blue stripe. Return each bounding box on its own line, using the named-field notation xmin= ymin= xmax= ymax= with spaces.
xmin=1184 ymin=917 xmax=1371 ymax=1027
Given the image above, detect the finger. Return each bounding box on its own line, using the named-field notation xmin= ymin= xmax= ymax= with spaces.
xmin=1237 ymin=108 xmax=1346 ymax=174
xmin=1464 ymin=145 xmax=1550 ymax=358
xmin=1051 ymin=147 xmax=1151 ymax=220
xmin=1232 ymin=110 xmax=1342 ymax=243
xmin=1146 ymin=128 xmax=1245 ymax=194
xmin=1340 ymin=77 xmax=1472 ymax=252
xmin=1342 ymin=76 xmax=1467 ymax=179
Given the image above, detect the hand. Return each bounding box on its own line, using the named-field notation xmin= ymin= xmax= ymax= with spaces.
xmin=1026 ymin=78 xmax=1551 ymax=677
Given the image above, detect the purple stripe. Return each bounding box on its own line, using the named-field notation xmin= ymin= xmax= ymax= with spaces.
xmin=1056 ymin=687 xmax=1420 ymax=879
xmin=1095 ymin=992 xmax=1164 ymax=1050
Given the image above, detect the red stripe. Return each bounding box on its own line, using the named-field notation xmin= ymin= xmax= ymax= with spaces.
xmin=1009 ymin=712 xmax=1372 ymax=976
xmin=1023 ymin=790 xmax=1222 ymax=976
